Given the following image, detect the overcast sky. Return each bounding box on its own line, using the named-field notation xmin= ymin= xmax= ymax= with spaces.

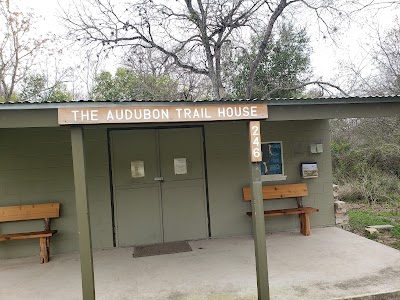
xmin=16 ymin=0 xmax=400 ymax=86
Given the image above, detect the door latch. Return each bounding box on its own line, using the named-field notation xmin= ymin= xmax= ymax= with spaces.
xmin=154 ymin=177 xmax=164 ymax=181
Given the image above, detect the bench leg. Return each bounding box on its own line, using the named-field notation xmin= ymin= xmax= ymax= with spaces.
xmin=299 ymin=213 xmax=311 ymax=236
xmin=46 ymin=237 xmax=51 ymax=260
xmin=40 ymin=237 xmax=49 ymax=264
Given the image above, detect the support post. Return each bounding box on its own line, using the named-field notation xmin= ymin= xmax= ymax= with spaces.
xmin=249 ymin=121 xmax=270 ymax=300
xmin=71 ymin=126 xmax=96 ymax=300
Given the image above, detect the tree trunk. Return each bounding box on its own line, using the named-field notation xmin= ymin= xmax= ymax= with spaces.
xmin=214 ymin=46 xmax=224 ymax=99
xmin=209 ymin=71 xmax=221 ymax=100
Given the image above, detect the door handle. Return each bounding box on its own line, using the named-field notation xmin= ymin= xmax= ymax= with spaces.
xmin=154 ymin=177 xmax=164 ymax=182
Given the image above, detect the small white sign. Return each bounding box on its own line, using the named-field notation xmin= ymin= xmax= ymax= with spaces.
xmin=310 ymin=143 xmax=324 ymax=153
xmin=131 ymin=161 xmax=145 ymax=178
xmin=174 ymin=158 xmax=187 ymax=175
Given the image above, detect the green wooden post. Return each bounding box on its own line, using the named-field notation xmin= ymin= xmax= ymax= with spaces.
xmin=249 ymin=121 xmax=270 ymax=300
xmin=71 ymin=126 xmax=96 ymax=300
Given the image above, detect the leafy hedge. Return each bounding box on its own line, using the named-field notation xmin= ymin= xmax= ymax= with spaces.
xmin=332 ymin=142 xmax=400 ymax=204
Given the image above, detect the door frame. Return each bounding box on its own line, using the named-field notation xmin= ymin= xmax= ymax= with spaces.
xmin=106 ymin=125 xmax=211 ymax=247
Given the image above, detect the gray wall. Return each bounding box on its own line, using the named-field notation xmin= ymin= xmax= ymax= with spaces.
xmin=0 ymin=127 xmax=113 ymax=259
xmin=84 ymin=128 xmax=114 ymax=249
xmin=205 ymin=119 xmax=335 ymax=237
xmin=0 ymin=119 xmax=335 ymax=259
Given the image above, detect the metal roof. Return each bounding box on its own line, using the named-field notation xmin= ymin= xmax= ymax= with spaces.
xmin=0 ymin=95 xmax=399 ymax=110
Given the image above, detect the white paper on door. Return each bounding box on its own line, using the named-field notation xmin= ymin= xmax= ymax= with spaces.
xmin=131 ymin=160 xmax=145 ymax=178
xmin=174 ymin=158 xmax=187 ymax=175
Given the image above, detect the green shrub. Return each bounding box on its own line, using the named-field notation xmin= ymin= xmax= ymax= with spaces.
xmin=332 ymin=142 xmax=400 ymax=205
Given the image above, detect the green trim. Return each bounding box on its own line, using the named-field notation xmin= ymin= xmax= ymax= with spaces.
xmin=249 ymin=121 xmax=270 ymax=300
xmin=71 ymin=126 xmax=96 ymax=300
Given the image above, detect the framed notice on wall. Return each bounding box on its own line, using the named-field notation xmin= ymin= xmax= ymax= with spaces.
xmin=301 ymin=162 xmax=319 ymax=178
xmin=261 ymin=142 xmax=287 ymax=181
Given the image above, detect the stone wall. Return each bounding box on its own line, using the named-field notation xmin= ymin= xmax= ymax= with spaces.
xmin=333 ymin=184 xmax=349 ymax=230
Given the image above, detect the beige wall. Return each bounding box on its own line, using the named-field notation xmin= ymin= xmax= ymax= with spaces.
xmin=0 ymin=119 xmax=334 ymax=259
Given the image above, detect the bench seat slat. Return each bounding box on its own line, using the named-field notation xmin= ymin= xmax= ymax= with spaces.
xmin=0 ymin=230 xmax=57 ymax=241
xmin=243 ymin=183 xmax=308 ymax=201
xmin=246 ymin=207 xmax=319 ymax=217
xmin=0 ymin=203 xmax=60 ymax=222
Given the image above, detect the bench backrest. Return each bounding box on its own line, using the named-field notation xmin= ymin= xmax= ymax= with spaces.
xmin=0 ymin=203 xmax=60 ymax=222
xmin=243 ymin=183 xmax=308 ymax=201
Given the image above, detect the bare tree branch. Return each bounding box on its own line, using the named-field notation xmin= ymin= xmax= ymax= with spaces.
xmin=0 ymin=0 xmax=48 ymax=102
xmin=263 ymin=80 xmax=350 ymax=98
xmin=62 ymin=0 xmax=364 ymax=100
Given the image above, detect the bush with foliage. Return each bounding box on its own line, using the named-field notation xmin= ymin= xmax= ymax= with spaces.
xmin=90 ymin=68 xmax=179 ymax=101
xmin=332 ymin=131 xmax=400 ymax=205
xmin=225 ymin=23 xmax=312 ymax=99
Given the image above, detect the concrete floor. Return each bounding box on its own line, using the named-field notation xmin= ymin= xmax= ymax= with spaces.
xmin=1 ymin=227 xmax=400 ymax=300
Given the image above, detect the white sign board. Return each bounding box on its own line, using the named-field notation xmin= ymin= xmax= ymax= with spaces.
xmin=58 ymin=104 xmax=268 ymax=125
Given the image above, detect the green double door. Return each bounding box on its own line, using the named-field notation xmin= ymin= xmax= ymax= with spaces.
xmin=110 ymin=127 xmax=208 ymax=247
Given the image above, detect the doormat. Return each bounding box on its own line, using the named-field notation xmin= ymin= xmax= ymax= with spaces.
xmin=133 ymin=241 xmax=192 ymax=258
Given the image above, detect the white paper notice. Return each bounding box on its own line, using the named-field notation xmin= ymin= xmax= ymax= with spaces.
xmin=131 ymin=161 xmax=145 ymax=178
xmin=174 ymin=158 xmax=187 ymax=175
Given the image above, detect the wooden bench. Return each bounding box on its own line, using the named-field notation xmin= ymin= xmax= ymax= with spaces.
xmin=243 ymin=183 xmax=318 ymax=236
xmin=0 ymin=203 xmax=60 ymax=263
